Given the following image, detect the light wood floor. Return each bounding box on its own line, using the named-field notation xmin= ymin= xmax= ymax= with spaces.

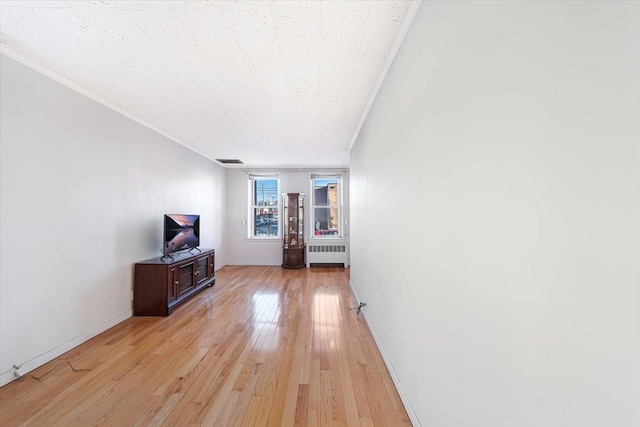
xmin=0 ymin=266 xmax=410 ymax=426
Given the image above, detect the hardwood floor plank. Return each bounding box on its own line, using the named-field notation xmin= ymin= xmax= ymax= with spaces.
xmin=294 ymin=383 xmax=309 ymax=426
xmin=320 ymin=369 xmax=334 ymax=426
xmin=239 ymin=395 xmax=262 ymax=427
xmin=0 ymin=266 xmax=410 ymax=426
xmin=200 ymin=362 xmax=243 ymax=425
xmin=146 ymin=393 xmax=183 ymax=427
xmin=228 ymin=363 xmax=262 ymax=426
xmin=308 ymin=358 xmax=322 ymax=426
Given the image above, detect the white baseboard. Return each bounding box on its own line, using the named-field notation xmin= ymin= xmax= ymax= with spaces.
xmin=348 ymin=280 xmax=421 ymax=427
xmin=225 ymin=262 xmax=281 ymax=266
xmin=0 ymin=309 xmax=132 ymax=387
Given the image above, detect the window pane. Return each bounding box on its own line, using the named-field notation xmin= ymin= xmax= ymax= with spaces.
xmin=313 ymin=207 xmax=339 ymax=236
xmin=313 ymin=179 xmax=339 ymax=207
xmin=254 ymin=179 xmax=278 ymax=207
xmin=254 ymin=208 xmax=279 ymax=237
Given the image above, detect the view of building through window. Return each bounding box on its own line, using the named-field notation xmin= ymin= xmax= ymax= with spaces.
xmin=313 ymin=178 xmax=340 ymax=237
xmin=252 ymin=178 xmax=279 ymax=237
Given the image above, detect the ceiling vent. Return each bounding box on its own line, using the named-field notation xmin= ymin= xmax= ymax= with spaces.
xmin=216 ymin=159 xmax=244 ymax=164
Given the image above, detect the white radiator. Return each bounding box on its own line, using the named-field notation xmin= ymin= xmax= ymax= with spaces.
xmin=306 ymin=244 xmax=348 ymax=267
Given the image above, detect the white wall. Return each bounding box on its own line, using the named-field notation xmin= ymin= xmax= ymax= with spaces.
xmin=0 ymin=54 xmax=226 ymax=386
xmin=350 ymin=2 xmax=639 ymax=426
xmin=225 ymin=168 xmax=349 ymax=265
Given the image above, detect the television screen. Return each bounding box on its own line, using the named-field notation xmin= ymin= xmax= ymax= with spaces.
xmin=164 ymin=214 xmax=200 ymax=255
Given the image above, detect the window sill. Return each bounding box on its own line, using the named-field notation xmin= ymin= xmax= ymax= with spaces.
xmin=245 ymin=237 xmax=282 ymax=242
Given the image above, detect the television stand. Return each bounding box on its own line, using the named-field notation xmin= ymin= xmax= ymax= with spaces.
xmin=134 ymin=248 xmax=215 ymax=316
xmin=160 ymin=253 xmax=175 ymax=261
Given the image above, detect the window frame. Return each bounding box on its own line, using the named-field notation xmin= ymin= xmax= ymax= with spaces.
xmin=247 ymin=174 xmax=281 ymax=240
xmin=309 ymin=174 xmax=343 ymax=240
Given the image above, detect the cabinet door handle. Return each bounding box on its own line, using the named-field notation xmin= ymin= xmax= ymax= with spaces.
xmin=174 ymin=281 xmax=178 ymax=285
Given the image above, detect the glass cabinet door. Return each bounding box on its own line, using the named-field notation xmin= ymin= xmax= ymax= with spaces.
xmin=282 ymin=193 xmax=305 ymax=249
xmin=298 ymin=194 xmax=304 ymax=247
xmin=283 ymin=194 xmax=289 ymax=246
xmin=178 ymin=262 xmax=195 ymax=295
xmin=282 ymin=192 xmax=306 ymax=269
xmin=196 ymin=255 xmax=209 ymax=285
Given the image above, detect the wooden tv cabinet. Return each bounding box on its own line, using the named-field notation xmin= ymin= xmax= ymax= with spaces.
xmin=134 ymin=248 xmax=215 ymax=316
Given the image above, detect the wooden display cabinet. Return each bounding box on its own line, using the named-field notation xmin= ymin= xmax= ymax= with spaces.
xmin=282 ymin=193 xmax=305 ymax=269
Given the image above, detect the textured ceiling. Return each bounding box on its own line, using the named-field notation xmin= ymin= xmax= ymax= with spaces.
xmin=0 ymin=0 xmax=417 ymax=167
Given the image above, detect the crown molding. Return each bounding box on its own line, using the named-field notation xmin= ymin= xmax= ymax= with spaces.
xmin=347 ymin=0 xmax=422 ymax=153
xmin=0 ymin=44 xmax=217 ymax=165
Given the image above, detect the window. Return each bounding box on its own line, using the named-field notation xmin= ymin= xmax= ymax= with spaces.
xmin=249 ymin=175 xmax=279 ymax=238
xmin=311 ymin=175 xmax=342 ymax=238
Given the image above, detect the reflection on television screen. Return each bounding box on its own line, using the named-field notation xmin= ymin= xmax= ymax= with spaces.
xmin=164 ymin=214 xmax=200 ymax=255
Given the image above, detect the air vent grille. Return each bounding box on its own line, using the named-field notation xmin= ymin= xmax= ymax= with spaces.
xmin=215 ymin=159 xmax=244 ymax=164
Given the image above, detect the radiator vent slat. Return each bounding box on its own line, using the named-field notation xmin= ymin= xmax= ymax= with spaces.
xmin=309 ymin=245 xmax=346 ymax=253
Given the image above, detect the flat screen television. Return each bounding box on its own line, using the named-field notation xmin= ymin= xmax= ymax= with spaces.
xmin=164 ymin=214 xmax=200 ymax=255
